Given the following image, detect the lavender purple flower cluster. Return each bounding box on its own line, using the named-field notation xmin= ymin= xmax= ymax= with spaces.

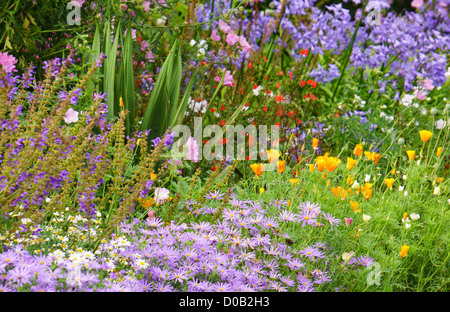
xmin=0 ymin=191 xmax=373 ymax=292
xmin=196 ymin=0 xmax=450 ymax=90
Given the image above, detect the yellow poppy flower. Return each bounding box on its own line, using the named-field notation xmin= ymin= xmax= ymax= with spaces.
xmin=347 ymin=175 xmax=353 ymax=185
xmin=347 ymin=158 xmax=357 ymax=170
xmin=406 ymin=150 xmax=415 ymax=161
xmin=400 ymin=245 xmax=409 ymax=258
xmin=350 ymin=201 xmax=360 ymax=213
xmin=436 ymin=147 xmax=442 ymax=157
xmin=325 ymin=157 xmax=339 ymax=173
xmin=364 ymin=151 xmax=373 ymax=161
xmin=419 ymin=130 xmax=432 ymax=143
xmin=267 ymin=149 xmax=280 ymax=163
xmin=384 ymin=178 xmax=394 ymax=190
xmin=316 ymin=156 xmax=326 ymax=172
xmin=364 ymin=188 xmax=372 ymax=200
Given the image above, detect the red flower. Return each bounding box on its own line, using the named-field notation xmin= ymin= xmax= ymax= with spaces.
xmin=210 ymin=108 xmax=216 ymax=112
xmin=212 ymin=165 xmax=216 ymax=171
xmin=300 ymin=80 xmax=306 ymax=87
xmin=300 ymin=49 xmax=308 ymax=56
xmin=263 ymin=105 xmax=268 ymax=112
xmin=307 ymin=80 xmax=317 ymax=88
xmin=276 ymin=106 xmax=283 ymax=116
xmin=219 ymin=120 xmax=226 ymax=127
xmin=248 ymin=62 xmax=252 ymax=69
xmin=275 ymin=95 xmax=284 ymax=102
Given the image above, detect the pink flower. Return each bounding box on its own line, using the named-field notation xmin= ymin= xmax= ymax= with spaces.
xmin=157 ymin=0 xmax=168 ymax=7
xmin=154 ymin=187 xmax=170 ymax=205
xmin=215 ymin=70 xmax=233 ymax=86
xmin=239 ymin=35 xmax=252 ymax=54
xmin=124 ymin=28 xmax=137 ymax=39
xmin=64 ymin=108 xmax=79 ymax=124
xmin=148 ymin=210 xmax=156 ymax=218
xmin=416 ymin=90 xmax=426 ymax=100
xmin=72 ymin=0 xmax=85 ymax=7
xmin=211 ymin=30 xmax=221 ymax=41
xmin=344 ymin=218 xmax=353 ymax=227
xmin=146 ymin=50 xmax=155 ymax=62
xmin=226 ymin=32 xmax=240 ymax=45
xmin=186 ymin=136 xmax=200 ymax=162
xmin=411 ymin=0 xmax=424 ymax=8
xmin=423 ymin=78 xmax=434 ymax=91
xmin=143 ymin=1 xmax=151 ymax=12
xmin=218 ymin=20 xmax=231 ymax=34
xmin=140 ymin=40 xmax=150 ymax=51
xmin=0 ymin=52 xmax=18 ymax=73
xmin=223 ymin=70 xmax=234 ymax=86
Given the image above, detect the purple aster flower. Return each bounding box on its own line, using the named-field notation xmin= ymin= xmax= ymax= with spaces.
xmin=299 ymin=246 xmax=325 ymax=261
xmin=279 ymin=210 xmax=297 ymax=222
xmin=322 ymin=212 xmax=341 ymax=231
xmin=204 ymin=190 xmax=225 ymax=200
xmin=296 ymin=210 xmax=317 ymax=227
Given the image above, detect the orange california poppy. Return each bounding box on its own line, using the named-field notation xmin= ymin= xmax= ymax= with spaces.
xmin=406 ymin=150 xmax=415 ymax=161
xmin=353 ymin=144 xmax=363 ymax=157
xmin=316 ymin=156 xmax=326 ymax=172
xmin=277 ymin=160 xmax=285 ymax=174
xmin=250 ymin=163 xmax=264 ymax=176
xmin=419 ymin=130 xmax=432 ymax=143
xmin=312 ymin=138 xmax=319 ymax=149
xmin=400 ymin=245 xmax=409 ymax=258
xmin=267 ymin=149 xmax=280 ymax=163
xmin=347 ymin=158 xmax=357 ymax=170
xmin=384 ymin=178 xmax=394 ymax=190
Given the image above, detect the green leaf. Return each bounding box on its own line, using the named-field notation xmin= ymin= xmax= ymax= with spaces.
xmin=122 ymin=26 xmax=135 ymax=136
xmin=170 ymin=68 xmax=198 ymax=128
xmin=140 ymin=40 xmax=181 ymax=140
xmin=104 ymin=21 xmax=120 ymax=119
